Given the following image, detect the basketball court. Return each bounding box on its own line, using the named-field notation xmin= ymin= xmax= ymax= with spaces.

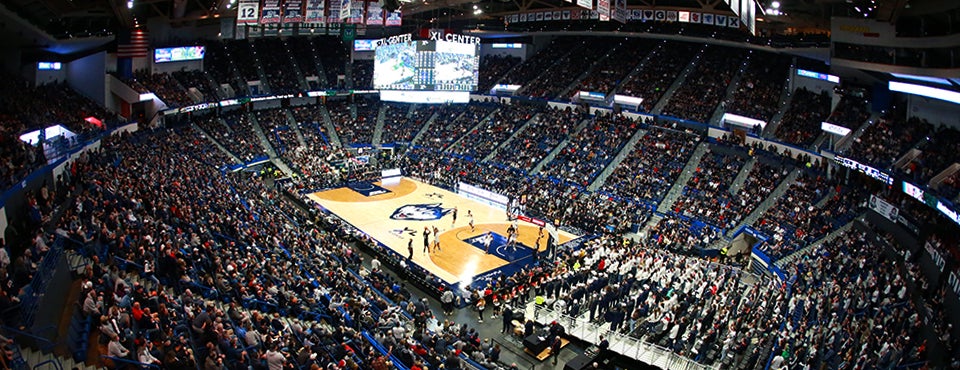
xmin=307 ymin=177 xmax=580 ymax=287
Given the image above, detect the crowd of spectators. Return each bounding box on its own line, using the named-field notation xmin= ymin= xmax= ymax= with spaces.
xmin=539 ymin=113 xmax=639 ymax=187
xmin=286 ymin=37 xmax=324 ymax=86
xmin=477 ymin=55 xmax=521 ymax=93
xmin=315 ymin=38 xmax=349 ymax=89
xmin=724 ymin=53 xmax=791 ymax=121
xmin=648 ymin=214 xmax=722 ymax=256
xmin=601 ymin=125 xmax=700 ymax=204
xmin=723 ymin=158 xmax=789 ymax=229
xmin=352 ymin=61 xmax=374 ymax=90
xmin=203 ymin=42 xmax=247 ymax=96
xmin=328 ymin=100 xmax=378 ymax=147
xmin=224 ymin=40 xmax=262 ymax=84
xmin=129 ymin=71 xmax=195 ymax=108
xmin=490 ymin=106 xmax=582 ymax=172
xmin=499 ymin=38 xmax=580 ymax=87
xmin=520 ymin=38 xmax=618 ymax=100
xmin=617 ymin=41 xmax=698 ymax=112
xmin=772 ymin=88 xmax=832 ymax=147
xmin=574 ymin=39 xmax=655 ymax=95
xmin=447 ymin=103 xmax=539 ymax=160
xmin=172 ymin=70 xmax=219 ymax=102
xmin=661 ymin=46 xmax=745 ymax=123
xmin=254 ymin=38 xmax=303 ymax=94
xmin=255 ymin=108 xmax=300 ymax=155
xmin=381 ymin=103 xmax=433 ymax=144
xmin=901 ymin=125 xmax=960 ymax=185
xmin=670 ymin=147 xmax=747 ymax=229
xmin=418 ymin=104 xmax=497 ymax=151
xmin=825 ymin=93 xmax=871 ymax=136
xmin=843 ymin=108 xmax=933 ymax=170
xmin=194 ymin=112 xmax=267 ymax=163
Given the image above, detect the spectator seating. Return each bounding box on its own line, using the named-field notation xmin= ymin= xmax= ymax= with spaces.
xmin=773 ymin=88 xmax=832 ymax=147
xmin=725 ymin=53 xmax=791 ymax=121
xmin=203 ymin=41 xmax=247 ymax=95
xmin=499 ymin=37 xmax=580 ymax=86
xmin=574 ymin=38 xmax=656 ymax=96
xmin=477 ymin=55 xmax=521 ymax=92
xmin=844 ymin=108 xmax=932 ymax=170
xmin=669 ymin=146 xmax=747 ymax=229
xmin=447 ymin=103 xmax=539 ymax=160
xmin=130 ymin=71 xmax=195 ymax=108
xmin=617 ymin=41 xmax=698 ymax=112
xmin=490 ymin=106 xmax=582 ymax=172
xmin=381 ymin=103 xmax=432 ymax=144
xmin=601 ymin=125 xmax=700 ymax=204
xmin=661 ymin=46 xmax=745 ymax=123
xmin=172 ymin=70 xmax=219 ymax=102
xmin=539 ymin=113 xmax=638 ymax=187
xmin=224 ymin=40 xmax=262 ymax=83
xmin=417 ymin=104 xmax=497 ymax=151
xmin=254 ymin=38 xmax=303 ymax=94
xmin=351 ymin=60 xmax=374 ymax=90
xmin=521 ymin=38 xmax=618 ymax=100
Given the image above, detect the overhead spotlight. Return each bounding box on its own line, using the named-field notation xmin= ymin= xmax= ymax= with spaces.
xmin=474 ymin=9 xmax=482 ymax=14
xmin=127 ymin=0 xmax=133 ymax=8
xmin=771 ymin=1 xmax=780 ymax=8
xmin=473 ymin=4 xmax=478 ymax=9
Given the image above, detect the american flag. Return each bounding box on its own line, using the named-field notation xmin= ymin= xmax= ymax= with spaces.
xmin=117 ymin=28 xmax=149 ymax=58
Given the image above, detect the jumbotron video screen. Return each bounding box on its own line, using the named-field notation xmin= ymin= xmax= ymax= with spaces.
xmin=374 ymin=40 xmax=479 ymax=92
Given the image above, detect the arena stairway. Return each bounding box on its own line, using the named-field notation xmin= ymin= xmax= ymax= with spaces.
xmin=833 ymin=110 xmax=882 ymax=153
xmin=409 ymin=111 xmax=440 ymax=146
xmin=444 ymin=107 xmax=500 ymax=152
xmin=283 ymin=108 xmax=310 ymax=148
xmin=651 ymin=47 xmax=705 ymax=116
xmin=307 ymin=39 xmax=331 ymax=87
xmin=608 ymin=44 xmax=659 ymax=97
xmin=726 ymin=156 xmax=757 ymax=196
xmin=371 ymin=104 xmax=387 ymax=147
xmin=318 ymin=105 xmax=343 ymax=148
xmin=483 ymin=113 xmax=541 ymax=162
xmin=191 ymin=122 xmax=244 ymax=165
xmin=201 ymin=71 xmax=228 ymax=99
xmin=247 ymin=40 xmax=274 ymax=95
xmin=555 ymin=49 xmax=615 ymax=100
xmin=725 ymin=168 xmax=800 ymax=237
xmin=529 ymin=118 xmax=591 ymax=175
xmin=249 ymin=113 xmax=296 ymax=175
xmin=656 ymin=141 xmax=710 ymax=213
xmin=587 ymin=126 xmax=649 ymax=191
xmin=707 ymin=57 xmax=748 ymax=126
xmin=515 ymin=45 xmax=580 ymax=97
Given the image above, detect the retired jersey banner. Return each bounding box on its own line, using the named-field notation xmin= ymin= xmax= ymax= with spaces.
xmin=304 ymin=0 xmax=324 ymax=23
xmin=597 ymin=0 xmax=609 ymax=20
xmin=576 ymin=0 xmax=592 ymax=10
xmin=237 ymin=0 xmax=260 ymax=24
xmin=283 ymin=0 xmax=304 ymax=23
xmin=260 ymin=0 xmax=282 ymax=24
xmin=386 ymin=10 xmax=402 ymax=26
xmin=366 ymin=2 xmax=383 ymax=25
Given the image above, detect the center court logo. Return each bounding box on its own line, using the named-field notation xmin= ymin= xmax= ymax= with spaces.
xmin=389 ymin=203 xmax=453 ymax=221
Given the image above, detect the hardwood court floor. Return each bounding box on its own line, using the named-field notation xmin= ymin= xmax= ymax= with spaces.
xmin=308 ymin=178 xmax=577 ymax=284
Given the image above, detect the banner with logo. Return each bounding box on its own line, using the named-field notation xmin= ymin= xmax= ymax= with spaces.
xmin=237 ymin=0 xmax=261 ymax=24
xmin=283 ymin=0 xmax=304 ymax=23
xmin=366 ymin=2 xmax=383 ymax=25
xmin=304 ymin=0 xmax=324 ymax=23
xmin=869 ymin=195 xmax=900 ymax=222
xmin=702 ymin=13 xmax=714 ymax=24
xmin=339 ymin=0 xmax=350 ymax=20
xmin=690 ymin=12 xmax=701 ymax=23
xmin=612 ymin=0 xmax=626 ymax=23
xmin=576 ymin=0 xmax=593 ymax=10
xmin=386 ymin=10 xmax=402 ymax=26
xmin=260 ymin=0 xmax=282 ymax=24
xmin=347 ymin=0 xmax=364 ymax=23
xmin=715 ymin=14 xmax=727 ymax=26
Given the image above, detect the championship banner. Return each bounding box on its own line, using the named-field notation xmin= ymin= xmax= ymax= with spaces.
xmin=612 ymin=0 xmax=626 ymax=23
xmin=347 ymin=0 xmax=364 ymax=23
xmin=338 ymin=0 xmax=350 ymax=20
xmin=576 ymin=0 xmax=593 ymax=10
xmin=386 ymin=10 xmax=402 ymax=26
xmin=237 ymin=0 xmax=260 ymax=24
xmin=283 ymin=0 xmax=304 ymax=23
xmin=597 ymin=0 xmax=609 ymax=20
xmin=260 ymin=0 xmax=282 ymax=24
xmin=328 ymin=0 xmax=341 ymax=23
xmin=304 ymin=0 xmax=325 ymax=23
xmin=366 ymin=2 xmax=383 ymax=25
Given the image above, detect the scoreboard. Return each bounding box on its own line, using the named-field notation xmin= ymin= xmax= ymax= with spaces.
xmin=373 ymin=40 xmax=479 ymax=92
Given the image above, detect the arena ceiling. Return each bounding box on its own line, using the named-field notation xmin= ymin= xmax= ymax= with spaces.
xmin=0 ymin=0 xmax=949 ymax=41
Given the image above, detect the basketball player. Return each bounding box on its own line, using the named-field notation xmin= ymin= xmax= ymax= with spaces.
xmin=423 ymin=226 xmax=431 ymax=254
xmin=407 ymin=238 xmax=414 ymax=260
xmin=467 ymin=210 xmax=474 ymax=232
xmin=432 ymin=226 xmax=441 ymax=253
xmin=483 ymin=231 xmax=493 ymax=254
xmin=451 ymin=207 xmax=458 ymax=227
